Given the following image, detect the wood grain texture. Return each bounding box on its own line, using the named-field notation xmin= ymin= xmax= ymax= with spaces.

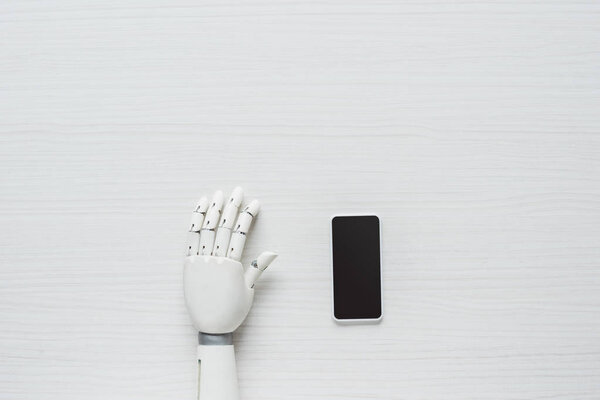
xmin=1 ymin=0 xmax=600 ymax=399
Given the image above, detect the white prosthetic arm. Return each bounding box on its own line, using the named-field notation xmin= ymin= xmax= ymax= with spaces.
xmin=184 ymin=187 xmax=277 ymax=400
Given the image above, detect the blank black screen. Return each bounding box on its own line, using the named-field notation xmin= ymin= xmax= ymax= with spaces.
xmin=332 ymin=215 xmax=381 ymax=320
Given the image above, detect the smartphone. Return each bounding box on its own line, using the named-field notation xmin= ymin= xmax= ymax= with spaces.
xmin=331 ymin=215 xmax=382 ymax=323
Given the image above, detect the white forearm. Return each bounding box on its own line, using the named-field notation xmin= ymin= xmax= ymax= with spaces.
xmin=197 ymin=333 xmax=239 ymax=400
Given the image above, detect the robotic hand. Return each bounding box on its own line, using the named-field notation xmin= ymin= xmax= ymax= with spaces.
xmin=184 ymin=188 xmax=277 ymax=400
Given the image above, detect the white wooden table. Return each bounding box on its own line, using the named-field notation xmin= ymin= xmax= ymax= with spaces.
xmin=1 ymin=1 xmax=600 ymax=399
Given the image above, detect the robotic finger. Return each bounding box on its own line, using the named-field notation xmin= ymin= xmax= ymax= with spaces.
xmin=226 ymin=199 xmax=260 ymax=261
xmin=187 ymin=232 xmax=201 ymax=256
xmin=186 ymin=196 xmax=208 ymax=256
xmin=199 ymin=190 xmax=224 ymax=256
xmin=190 ymin=196 xmax=209 ymax=232
xmin=213 ymin=187 xmax=243 ymax=257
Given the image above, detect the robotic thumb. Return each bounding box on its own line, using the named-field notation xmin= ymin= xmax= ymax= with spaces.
xmin=244 ymin=251 xmax=278 ymax=288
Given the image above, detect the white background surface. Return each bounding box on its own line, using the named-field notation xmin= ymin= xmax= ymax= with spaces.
xmin=1 ymin=1 xmax=600 ymax=399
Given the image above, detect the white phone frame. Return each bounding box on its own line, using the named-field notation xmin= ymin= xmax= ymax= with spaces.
xmin=330 ymin=214 xmax=383 ymax=324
